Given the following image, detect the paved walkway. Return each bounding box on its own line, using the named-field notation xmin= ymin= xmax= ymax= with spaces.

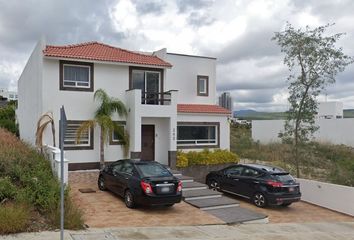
xmin=2 ymin=222 xmax=354 ymax=239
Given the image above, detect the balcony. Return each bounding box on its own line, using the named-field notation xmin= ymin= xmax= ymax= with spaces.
xmin=126 ymin=89 xmax=178 ymax=118
xmin=141 ymin=91 xmax=172 ymax=105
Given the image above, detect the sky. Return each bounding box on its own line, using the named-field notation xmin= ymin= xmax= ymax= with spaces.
xmin=1 ymin=0 xmax=354 ymax=112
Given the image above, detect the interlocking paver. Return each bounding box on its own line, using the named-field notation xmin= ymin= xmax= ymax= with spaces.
xmin=68 ymin=171 xmax=223 ymax=228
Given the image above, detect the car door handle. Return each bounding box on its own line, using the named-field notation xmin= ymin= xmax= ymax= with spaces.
xmin=253 ymin=181 xmax=259 ymax=184
xmin=233 ymin=179 xmax=239 ymax=181
xmin=125 ymin=177 xmax=129 ymax=180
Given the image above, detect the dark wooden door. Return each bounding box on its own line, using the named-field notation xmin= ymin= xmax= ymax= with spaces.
xmin=141 ymin=125 xmax=155 ymax=161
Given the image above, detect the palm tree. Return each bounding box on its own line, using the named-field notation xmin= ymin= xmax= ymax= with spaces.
xmin=76 ymin=89 xmax=128 ymax=169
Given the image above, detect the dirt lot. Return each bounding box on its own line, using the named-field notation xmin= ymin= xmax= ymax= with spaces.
xmin=69 ymin=171 xmax=353 ymax=228
xmin=69 ymin=171 xmax=223 ymax=228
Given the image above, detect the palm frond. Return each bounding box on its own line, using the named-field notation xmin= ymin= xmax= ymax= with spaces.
xmin=76 ymin=120 xmax=96 ymax=144
xmin=35 ymin=112 xmax=55 ymax=149
xmin=110 ymin=99 xmax=128 ymax=117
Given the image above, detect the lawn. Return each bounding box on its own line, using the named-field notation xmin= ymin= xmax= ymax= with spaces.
xmin=0 ymin=128 xmax=84 ymax=234
xmin=230 ymin=125 xmax=354 ymax=186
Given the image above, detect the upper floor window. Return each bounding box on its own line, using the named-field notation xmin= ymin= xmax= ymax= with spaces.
xmin=197 ymin=75 xmax=209 ymax=96
xmin=60 ymin=60 xmax=94 ymax=92
xmin=129 ymin=67 xmax=163 ymax=105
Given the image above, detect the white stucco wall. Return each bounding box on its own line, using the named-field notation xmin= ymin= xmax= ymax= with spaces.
xmin=297 ymin=178 xmax=354 ymax=216
xmin=17 ymin=39 xmax=45 ymax=145
xmin=177 ymin=113 xmax=230 ymax=151
xmin=165 ymin=53 xmax=216 ymax=105
xmin=42 ymin=59 xmax=130 ymax=163
xmin=252 ymin=119 xmax=354 ymax=147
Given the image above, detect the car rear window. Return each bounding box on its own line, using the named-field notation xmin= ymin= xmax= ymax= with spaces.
xmin=271 ymin=173 xmax=294 ymax=183
xmin=136 ymin=163 xmax=172 ymax=177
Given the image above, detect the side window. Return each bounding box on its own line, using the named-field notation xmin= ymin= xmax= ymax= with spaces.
xmin=242 ymin=168 xmax=260 ymax=177
xmin=224 ymin=166 xmax=244 ymax=176
xmin=197 ymin=75 xmax=209 ymax=96
xmin=111 ymin=162 xmax=123 ymax=175
xmin=121 ymin=162 xmax=134 ymax=175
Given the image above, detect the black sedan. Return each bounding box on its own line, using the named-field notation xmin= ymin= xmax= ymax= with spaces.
xmin=98 ymin=159 xmax=182 ymax=208
xmin=206 ymin=163 xmax=301 ymax=207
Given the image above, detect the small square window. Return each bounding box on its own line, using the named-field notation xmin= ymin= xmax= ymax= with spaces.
xmin=60 ymin=60 xmax=94 ymax=92
xmin=109 ymin=121 xmax=126 ymax=145
xmin=197 ymin=75 xmax=209 ymax=96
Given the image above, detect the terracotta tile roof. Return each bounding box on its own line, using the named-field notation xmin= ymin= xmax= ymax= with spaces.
xmin=43 ymin=41 xmax=172 ymax=67
xmin=177 ymin=104 xmax=231 ymax=115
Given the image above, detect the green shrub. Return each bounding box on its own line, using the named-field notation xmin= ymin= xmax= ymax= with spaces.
xmin=0 ymin=177 xmax=16 ymax=201
xmin=48 ymin=195 xmax=84 ymax=230
xmin=177 ymin=149 xmax=239 ymax=167
xmin=176 ymin=152 xmax=188 ymax=168
xmin=0 ymin=128 xmax=84 ymax=232
xmin=0 ymin=203 xmax=30 ymax=234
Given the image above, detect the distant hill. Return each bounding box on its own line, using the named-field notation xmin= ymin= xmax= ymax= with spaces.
xmin=233 ymin=110 xmax=287 ymax=120
xmin=233 ymin=109 xmax=354 ymax=120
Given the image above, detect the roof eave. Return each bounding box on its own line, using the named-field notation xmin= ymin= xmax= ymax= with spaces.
xmin=43 ymin=55 xmax=172 ymax=69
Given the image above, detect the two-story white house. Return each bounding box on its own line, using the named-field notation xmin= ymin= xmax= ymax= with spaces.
xmin=17 ymin=39 xmax=230 ymax=170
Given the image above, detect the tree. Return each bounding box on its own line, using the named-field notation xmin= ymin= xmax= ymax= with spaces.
xmin=0 ymin=102 xmax=18 ymax=136
xmin=272 ymin=23 xmax=353 ymax=177
xmin=76 ymin=89 xmax=129 ymax=169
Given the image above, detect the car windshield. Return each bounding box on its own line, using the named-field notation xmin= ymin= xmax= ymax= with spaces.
xmin=271 ymin=173 xmax=294 ymax=183
xmin=136 ymin=163 xmax=172 ymax=177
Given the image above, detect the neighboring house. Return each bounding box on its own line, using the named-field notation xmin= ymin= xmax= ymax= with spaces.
xmin=0 ymin=88 xmax=18 ymax=101
xmin=17 ymin=39 xmax=230 ymax=170
xmin=252 ymin=101 xmax=354 ymax=147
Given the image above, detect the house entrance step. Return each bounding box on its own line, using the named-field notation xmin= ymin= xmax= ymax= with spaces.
xmin=185 ymin=196 xmax=240 ymax=210
xmin=176 ymin=175 xmax=194 ymax=183
xmin=183 ymin=188 xmax=222 ymax=200
xmin=182 ymin=181 xmax=207 ymax=191
xmin=205 ymin=207 xmax=269 ymax=224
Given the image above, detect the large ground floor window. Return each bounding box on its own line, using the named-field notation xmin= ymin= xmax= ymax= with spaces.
xmin=63 ymin=120 xmax=94 ymax=150
xmin=177 ymin=122 xmax=219 ymax=148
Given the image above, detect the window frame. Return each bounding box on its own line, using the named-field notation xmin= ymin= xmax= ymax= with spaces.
xmin=197 ymin=75 xmax=209 ymax=96
xmin=60 ymin=60 xmax=94 ymax=92
xmin=129 ymin=66 xmax=164 ymax=93
xmin=61 ymin=120 xmax=94 ymax=150
xmin=177 ymin=122 xmax=220 ymax=149
xmin=109 ymin=121 xmax=126 ymax=145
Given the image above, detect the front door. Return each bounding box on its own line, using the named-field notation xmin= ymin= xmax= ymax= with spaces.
xmin=141 ymin=125 xmax=155 ymax=161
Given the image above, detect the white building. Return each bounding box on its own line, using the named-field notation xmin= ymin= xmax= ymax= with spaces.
xmin=17 ymin=40 xmax=230 ymax=170
xmin=252 ymin=102 xmax=354 ymax=147
xmin=0 ymin=88 xmax=18 ymax=101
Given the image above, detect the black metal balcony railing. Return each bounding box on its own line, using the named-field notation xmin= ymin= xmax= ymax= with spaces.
xmin=142 ymin=91 xmax=171 ymax=105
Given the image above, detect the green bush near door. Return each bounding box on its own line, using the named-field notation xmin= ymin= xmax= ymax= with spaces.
xmin=177 ymin=149 xmax=239 ymax=168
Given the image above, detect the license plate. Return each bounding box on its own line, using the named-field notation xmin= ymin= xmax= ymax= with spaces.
xmin=288 ymin=187 xmax=294 ymax=192
xmin=161 ymin=187 xmax=170 ymax=193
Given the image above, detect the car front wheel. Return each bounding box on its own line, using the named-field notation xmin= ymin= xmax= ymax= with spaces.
xmin=253 ymin=192 xmax=267 ymax=208
xmin=124 ymin=190 xmax=136 ymax=209
xmin=207 ymin=179 xmax=219 ymax=191
xmin=98 ymin=176 xmax=106 ymax=191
